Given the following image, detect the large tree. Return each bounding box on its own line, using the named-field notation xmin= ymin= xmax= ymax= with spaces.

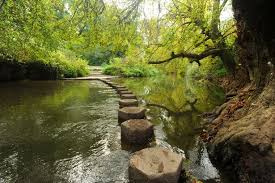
xmin=146 ymin=0 xmax=236 ymax=73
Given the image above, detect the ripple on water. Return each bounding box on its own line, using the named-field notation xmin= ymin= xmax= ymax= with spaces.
xmin=0 ymin=81 xmax=128 ymax=183
xmin=54 ymin=150 xmax=130 ymax=183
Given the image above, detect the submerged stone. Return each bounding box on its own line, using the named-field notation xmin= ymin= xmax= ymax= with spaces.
xmin=129 ymin=147 xmax=183 ymax=183
xmin=121 ymin=119 xmax=154 ymax=145
xmin=118 ymin=107 xmax=146 ymax=123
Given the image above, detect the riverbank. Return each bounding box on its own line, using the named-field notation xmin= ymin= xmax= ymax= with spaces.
xmin=203 ymin=74 xmax=275 ymax=182
xmin=0 ymin=54 xmax=89 ymax=81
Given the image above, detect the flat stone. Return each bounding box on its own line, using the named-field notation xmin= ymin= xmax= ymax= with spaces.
xmin=119 ymin=99 xmax=138 ymax=108
xmin=117 ymin=88 xmax=128 ymax=92
xmin=121 ymin=119 xmax=154 ymax=145
xmin=118 ymin=107 xmax=146 ymax=123
xmin=129 ymin=147 xmax=183 ymax=183
xmin=121 ymin=94 xmax=137 ymax=100
xmin=119 ymin=90 xmax=133 ymax=95
xmin=116 ymin=87 xmax=128 ymax=92
xmin=117 ymin=88 xmax=129 ymax=94
xmin=114 ymin=85 xmax=127 ymax=90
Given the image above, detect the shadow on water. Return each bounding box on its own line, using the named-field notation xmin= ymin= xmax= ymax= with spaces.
xmin=116 ymin=75 xmax=228 ymax=182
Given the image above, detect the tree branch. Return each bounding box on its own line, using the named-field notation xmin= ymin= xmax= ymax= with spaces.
xmin=148 ymin=48 xmax=226 ymax=65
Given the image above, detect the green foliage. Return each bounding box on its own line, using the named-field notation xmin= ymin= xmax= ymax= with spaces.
xmin=0 ymin=0 xmax=91 ymax=80
xmin=213 ymin=67 xmax=228 ymax=77
xmin=139 ymin=0 xmax=237 ymax=76
xmin=0 ymin=0 xmax=142 ymax=79
xmin=82 ymin=46 xmax=123 ymax=66
xmin=183 ymin=57 xmax=228 ymax=78
xmin=27 ymin=51 xmax=89 ymax=79
xmin=48 ymin=51 xmax=90 ymax=78
xmin=103 ymin=57 xmax=160 ymax=77
xmin=0 ymin=0 xmax=236 ymax=80
xmin=0 ymin=51 xmax=89 ymax=80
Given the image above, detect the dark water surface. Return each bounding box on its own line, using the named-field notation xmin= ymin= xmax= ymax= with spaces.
xmin=0 ymin=81 xmax=128 ymax=183
xmin=0 ymin=77 xmax=226 ymax=183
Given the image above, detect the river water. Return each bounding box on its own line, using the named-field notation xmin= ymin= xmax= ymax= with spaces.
xmin=0 ymin=77 xmax=226 ymax=183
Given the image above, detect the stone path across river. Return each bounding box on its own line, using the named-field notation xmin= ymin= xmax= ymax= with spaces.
xmin=65 ymin=66 xmax=185 ymax=182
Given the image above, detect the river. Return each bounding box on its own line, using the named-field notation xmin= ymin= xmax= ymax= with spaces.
xmin=0 ymin=77 xmax=226 ymax=183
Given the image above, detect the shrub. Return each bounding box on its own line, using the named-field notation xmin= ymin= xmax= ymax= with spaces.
xmin=48 ymin=51 xmax=90 ymax=78
xmin=26 ymin=51 xmax=90 ymax=80
xmin=102 ymin=57 xmax=160 ymax=77
xmin=103 ymin=64 xmax=122 ymax=75
xmin=0 ymin=50 xmax=90 ymax=80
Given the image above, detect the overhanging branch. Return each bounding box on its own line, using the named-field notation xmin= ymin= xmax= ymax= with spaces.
xmin=148 ymin=48 xmax=225 ymax=65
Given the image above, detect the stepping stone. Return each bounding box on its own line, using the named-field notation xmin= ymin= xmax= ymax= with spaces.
xmin=114 ymin=85 xmax=127 ymax=89
xmin=117 ymin=88 xmax=129 ymax=93
xmin=119 ymin=99 xmax=138 ymax=108
xmin=121 ymin=119 xmax=154 ymax=145
xmin=121 ymin=94 xmax=137 ymax=100
xmin=129 ymin=147 xmax=183 ymax=183
xmin=117 ymin=88 xmax=128 ymax=91
xmin=118 ymin=107 xmax=146 ymax=123
xmin=119 ymin=90 xmax=133 ymax=95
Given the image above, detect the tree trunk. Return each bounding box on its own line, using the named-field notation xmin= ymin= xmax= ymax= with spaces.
xmin=233 ymin=0 xmax=274 ymax=87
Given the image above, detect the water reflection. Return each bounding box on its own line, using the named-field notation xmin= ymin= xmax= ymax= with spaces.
xmin=0 ymin=81 xmax=128 ymax=183
xmin=117 ymin=76 xmax=225 ymax=181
